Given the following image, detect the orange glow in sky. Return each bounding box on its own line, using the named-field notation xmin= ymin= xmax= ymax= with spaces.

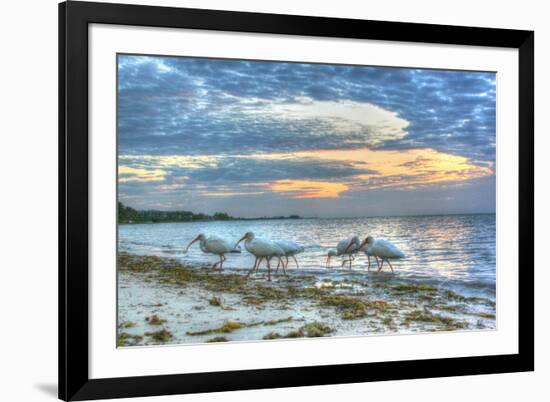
xmin=249 ymin=147 xmax=493 ymax=198
xmin=268 ymin=180 xmax=349 ymax=199
xmin=118 ymin=146 xmax=494 ymax=199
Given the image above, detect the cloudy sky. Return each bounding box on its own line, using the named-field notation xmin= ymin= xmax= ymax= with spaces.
xmin=117 ymin=54 xmax=496 ymax=218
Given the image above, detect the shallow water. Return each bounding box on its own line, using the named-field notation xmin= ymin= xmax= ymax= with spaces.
xmin=118 ymin=214 xmax=496 ymax=300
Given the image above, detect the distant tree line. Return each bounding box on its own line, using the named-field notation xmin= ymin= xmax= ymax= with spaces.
xmin=118 ymin=202 xmax=301 ymax=224
xmin=253 ymin=214 xmax=302 ymax=220
xmin=117 ymin=202 xmax=236 ymax=224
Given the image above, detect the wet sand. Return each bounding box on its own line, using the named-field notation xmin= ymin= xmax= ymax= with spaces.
xmin=117 ymin=253 xmax=496 ymax=347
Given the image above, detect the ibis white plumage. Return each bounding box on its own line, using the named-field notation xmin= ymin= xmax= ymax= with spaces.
xmin=274 ymin=240 xmax=305 ymax=271
xmin=359 ymin=236 xmax=405 ymax=272
xmin=326 ymin=236 xmax=360 ymax=269
xmin=184 ymin=234 xmax=236 ymax=270
xmin=235 ymin=232 xmax=284 ymax=281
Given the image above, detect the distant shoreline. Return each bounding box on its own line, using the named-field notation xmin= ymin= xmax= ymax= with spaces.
xmin=118 ymin=201 xmax=305 ymax=224
xmin=118 ymin=215 xmax=304 ymax=225
xmin=118 ymin=211 xmax=496 ymax=225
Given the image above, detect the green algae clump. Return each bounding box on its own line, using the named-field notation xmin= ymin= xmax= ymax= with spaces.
xmin=145 ymin=329 xmax=173 ymax=342
xmin=392 ymin=284 xmax=437 ymax=293
xmin=300 ymin=322 xmax=333 ymax=337
xmin=263 ymin=322 xmax=333 ymax=340
xmin=208 ymin=296 xmax=222 ymax=307
xmin=263 ymin=332 xmax=283 ymax=340
xmin=186 ymin=321 xmax=244 ymax=336
xmin=320 ymin=295 xmax=367 ymax=320
xmin=117 ymin=332 xmax=143 ymax=347
xmin=146 ymin=315 xmax=166 ymax=325
xmin=404 ymin=310 xmax=468 ymax=330
xmin=206 ymin=336 xmax=229 ymax=343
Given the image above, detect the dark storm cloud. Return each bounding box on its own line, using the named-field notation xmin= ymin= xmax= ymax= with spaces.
xmin=118 ymin=55 xmax=496 ymax=161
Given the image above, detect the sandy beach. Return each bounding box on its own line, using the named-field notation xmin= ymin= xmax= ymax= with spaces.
xmin=117 ymin=253 xmax=496 ymax=347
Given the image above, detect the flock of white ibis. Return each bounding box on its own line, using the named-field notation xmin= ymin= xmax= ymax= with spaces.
xmin=185 ymin=232 xmax=405 ymax=281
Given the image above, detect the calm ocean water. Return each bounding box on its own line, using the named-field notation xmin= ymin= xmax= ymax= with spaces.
xmin=118 ymin=214 xmax=496 ymax=300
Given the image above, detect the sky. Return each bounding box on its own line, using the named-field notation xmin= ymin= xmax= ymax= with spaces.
xmin=117 ymin=54 xmax=496 ymax=218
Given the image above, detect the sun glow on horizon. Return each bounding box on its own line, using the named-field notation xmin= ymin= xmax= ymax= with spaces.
xmin=118 ymin=146 xmax=493 ymax=200
xmin=293 ymin=147 xmax=494 ymax=191
xmin=267 ymin=180 xmax=349 ymax=199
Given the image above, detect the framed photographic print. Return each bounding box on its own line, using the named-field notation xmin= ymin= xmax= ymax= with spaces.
xmin=59 ymin=1 xmax=534 ymax=400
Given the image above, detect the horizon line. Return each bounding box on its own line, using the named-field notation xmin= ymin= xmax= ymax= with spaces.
xmin=119 ymin=205 xmax=496 ymax=221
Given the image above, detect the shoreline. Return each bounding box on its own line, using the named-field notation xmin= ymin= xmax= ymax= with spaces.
xmin=118 ymin=212 xmax=496 ymax=225
xmin=117 ymin=253 xmax=496 ymax=347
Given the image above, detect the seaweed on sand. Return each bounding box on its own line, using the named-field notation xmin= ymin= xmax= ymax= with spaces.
xmin=206 ymin=336 xmax=229 ymax=343
xmin=285 ymin=285 xmax=329 ymax=299
xmin=144 ymin=329 xmax=173 ymax=342
xmin=146 ymin=314 xmax=166 ymax=325
xmin=187 ymin=317 xmax=294 ymax=336
xmin=208 ymin=296 xmax=222 ymax=307
xmin=320 ymin=295 xmax=390 ymax=320
xmin=263 ymin=322 xmax=333 ymax=340
xmin=320 ymin=295 xmax=367 ymax=319
xmin=300 ymin=322 xmax=333 ymax=337
xmin=263 ymin=317 xmax=293 ymax=326
xmin=118 ymin=254 xmax=176 ymax=273
xmin=186 ymin=321 xmax=244 ymax=336
xmin=117 ymin=332 xmax=144 ymax=347
xmin=263 ymin=332 xmax=283 ymax=340
xmin=241 ymin=286 xmax=288 ymax=305
xmin=391 ymin=284 xmax=438 ymax=293
xmin=404 ymin=309 xmax=468 ymax=330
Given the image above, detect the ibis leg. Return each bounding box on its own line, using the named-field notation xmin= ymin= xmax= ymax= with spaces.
xmin=214 ymin=255 xmax=223 ymax=271
xmin=246 ymin=257 xmax=258 ymax=278
xmin=255 ymin=257 xmax=264 ymax=273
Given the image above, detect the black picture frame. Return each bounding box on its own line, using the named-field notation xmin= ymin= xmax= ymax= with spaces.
xmin=59 ymin=1 xmax=534 ymax=400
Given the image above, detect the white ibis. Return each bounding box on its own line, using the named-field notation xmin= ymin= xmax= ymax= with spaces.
xmin=326 ymin=236 xmax=360 ymax=269
xmin=184 ymin=234 xmax=236 ymax=270
xmin=358 ymin=236 xmax=405 ymax=272
xmin=358 ymin=242 xmax=380 ymax=271
xmin=235 ymin=232 xmax=284 ymax=281
xmin=274 ymin=240 xmax=305 ymax=272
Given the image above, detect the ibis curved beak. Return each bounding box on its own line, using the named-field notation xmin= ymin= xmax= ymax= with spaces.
xmin=325 ymin=255 xmax=331 ymax=268
xmin=358 ymin=238 xmax=368 ymax=250
xmin=184 ymin=236 xmax=200 ymax=253
xmin=234 ymin=234 xmax=247 ymax=249
xmin=344 ymin=240 xmax=355 ymax=254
